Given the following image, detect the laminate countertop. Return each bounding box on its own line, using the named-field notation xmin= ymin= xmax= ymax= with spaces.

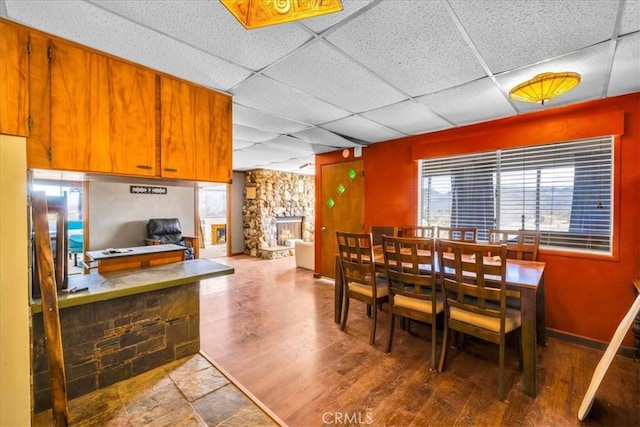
xmin=31 ymin=258 xmax=233 ymax=314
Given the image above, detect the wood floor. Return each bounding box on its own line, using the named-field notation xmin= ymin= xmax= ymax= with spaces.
xmin=200 ymin=255 xmax=639 ymax=427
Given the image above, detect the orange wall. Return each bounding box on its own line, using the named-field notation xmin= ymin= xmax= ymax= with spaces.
xmin=316 ymin=93 xmax=640 ymax=346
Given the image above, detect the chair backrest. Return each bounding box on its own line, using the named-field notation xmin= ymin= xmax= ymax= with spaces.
xmin=382 ymin=235 xmax=437 ymax=302
xmin=489 ymin=229 xmax=540 ymax=261
xmin=437 ymin=240 xmax=517 ymax=326
xmin=436 ymin=226 xmax=477 ymax=243
xmin=336 ymin=231 xmax=377 ymax=294
xmin=399 ymin=225 xmax=435 ymax=238
xmin=147 ymin=218 xmax=184 ymax=244
xmin=370 ymin=226 xmax=398 ymax=246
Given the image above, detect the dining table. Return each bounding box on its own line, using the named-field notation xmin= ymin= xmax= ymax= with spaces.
xmin=333 ymin=247 xmax=546 ymax=398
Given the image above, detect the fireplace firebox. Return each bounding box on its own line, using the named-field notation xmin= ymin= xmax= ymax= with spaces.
xmin=275 ymin=217 xmax=303 ymax=246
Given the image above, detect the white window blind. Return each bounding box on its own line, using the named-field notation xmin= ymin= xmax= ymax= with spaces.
xmin=418 ymin=137 xmax=613 ymax=254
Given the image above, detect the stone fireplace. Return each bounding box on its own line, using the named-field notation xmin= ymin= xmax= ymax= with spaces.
xmin=243 ymin=170 xmax=314 ymax=259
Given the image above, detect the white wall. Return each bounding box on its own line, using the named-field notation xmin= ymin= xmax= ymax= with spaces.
xmin=0 ymin=135 xmax=31 ymax=426
xmin=88 ymin=179 xmax=195 ymax=250
xmin=231 ymin=171 xmax=245 ymax=254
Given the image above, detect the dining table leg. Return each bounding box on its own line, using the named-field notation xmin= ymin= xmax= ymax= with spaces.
xmin=536 ymin=276 xmax=546 ymax=345
xmin=520 ymin=286 xmax=538 ymax=397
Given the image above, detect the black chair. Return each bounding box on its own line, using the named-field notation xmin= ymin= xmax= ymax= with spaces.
xmin=145 ymin=218 xmax=199 ymax=260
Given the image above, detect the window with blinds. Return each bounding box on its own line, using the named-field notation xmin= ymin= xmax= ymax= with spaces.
xmin=418 ymin=136 xmax=614 ymax=254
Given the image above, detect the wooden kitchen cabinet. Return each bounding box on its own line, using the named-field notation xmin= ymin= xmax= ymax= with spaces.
xmin=160 ymin=76 xmax=232 ymax=183
xmin=3 ymin=19 xmax=232 ymax=181
xmin=49 ymin=39 xmax=156 ymax=175
xmin=0 ymin=20 xmax=29 ymax=137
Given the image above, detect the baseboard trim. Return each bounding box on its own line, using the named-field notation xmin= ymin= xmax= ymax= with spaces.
xmin=546 ymin=328 xmax=635 ymax=358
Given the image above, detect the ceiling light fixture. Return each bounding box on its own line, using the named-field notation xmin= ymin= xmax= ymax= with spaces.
xmin=220 ymin=0 xmax=343 ymax=30
xmin=509 ymin=72 xmax=581 ymax=105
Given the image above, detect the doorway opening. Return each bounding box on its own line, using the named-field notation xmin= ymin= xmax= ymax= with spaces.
xmin=198 ymin=183 xmax=228 ymax=258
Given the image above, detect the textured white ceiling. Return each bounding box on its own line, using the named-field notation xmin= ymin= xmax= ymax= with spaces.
xmin=2 ymin=0 xmax=639 ymax=176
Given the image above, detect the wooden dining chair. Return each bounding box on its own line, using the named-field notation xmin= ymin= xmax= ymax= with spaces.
xmin=399 ymin=225 xmax=435 ymax=238
xmin=336 ymin=231 xmax=389 ymax=345
xmin=489 ymin=229 xmax=540 ymax=261
xmin=436 ymin=226 xmax=477 ymax=243
xmin=436 ymin=239 xmax=522 ymax=400
xmin=370 ymin=225 xmax=398 ymax=246
xmin=382 ymin=235 xmax=443 ymax=369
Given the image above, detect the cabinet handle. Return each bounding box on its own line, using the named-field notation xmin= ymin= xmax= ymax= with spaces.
xmin=136 ymin=165 xmax=152 ymax=170
xmin=164 ymin=168 xmax=178 ymax=172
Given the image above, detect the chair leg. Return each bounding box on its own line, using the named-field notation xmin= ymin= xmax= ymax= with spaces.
xmin=438 ymin=318 xmax=449 ymax=373
xmin=340 ymin=296 xmax=350 ymax=331
xmin=366 ymin=304 xmax=372 ymax=318
xmin=370 ymin=301 xmax=378 ymax=345
xmin=386 ymin=312 xmax=395 ymax=353
xmin=517 ymin=330 xmax=523 ymax=371
xmin=430 ymin=320 xmax=437 ymax=371
xmin=498 ymin=339 xmax=506 ymax=401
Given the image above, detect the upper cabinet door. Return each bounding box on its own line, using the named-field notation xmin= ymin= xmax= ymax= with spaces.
xmin=27 ymin=32 xmax=52 ymax=169
xmin=0 ymin=21 xmax=29 ymax=137
xmin=50 ymin=40 xmax=156 ymax=175
xmin=194 ymin=86 xmax=232 ymax=183
xmin=160 ymin=76 xmax=232 ymax=183
xmin=160 ymin=76 xmax=197 ymax=180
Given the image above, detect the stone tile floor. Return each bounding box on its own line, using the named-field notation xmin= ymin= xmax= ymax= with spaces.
xmin=33 ymin=353 xmax=281 ymax=426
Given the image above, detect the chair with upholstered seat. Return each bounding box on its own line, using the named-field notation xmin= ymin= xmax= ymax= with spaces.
xmin=399 ymin=225 xmax=435 ymax=238
xmin=489 ymin=229 xmax=540 ymax=261
xmin=336 ymin=231 xmax=388 ymax=345
xmin=437 ymin=239 xmax=521 ymax=400
xmin=382 ymin=235 xmax=443 ymax=369
xmin=436 ymin=226 xmax=477 ymax=243
xmin=145 ymin=218 xmax=199 ymax=260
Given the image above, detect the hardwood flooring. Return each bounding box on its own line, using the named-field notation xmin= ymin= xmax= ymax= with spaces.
xmin=200 ymin=255 xmax=639 ymax=427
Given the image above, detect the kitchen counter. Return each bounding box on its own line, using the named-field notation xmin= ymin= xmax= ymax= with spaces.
xmin=31 ymin=258 xmax=233 ymax=313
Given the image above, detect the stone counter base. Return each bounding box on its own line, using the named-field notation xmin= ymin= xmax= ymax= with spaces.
xmin=32 ymin=283 xmax=199 ymax=412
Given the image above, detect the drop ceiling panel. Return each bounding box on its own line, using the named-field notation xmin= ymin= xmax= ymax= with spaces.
xmin=619 ymin=0 xmax=640 ymax=35
xmin=264 ymin=40 xmax=407 ymax=113
xmin=292 ymin=127 xmax=362 ymax=148
xmin=88 ymin=0 xmax=313 ymax=71
xmin=299 ymin=0 xmax=376 ymax=33
xmin=231 ymin=75 xmax=351 ymax=124
xmin=233 ymin=124 xmax=280 ymax=143
xmin=322 ymin=115 xmax=405 ymax=143
xmin=495 ymin=43 xmax=613 ymax=113
xmin=233 ymin=105 xmax=312 ymax=134
xmin=450 ymin=0 xmax=620 ymax=73
xmin=233 ymin=139 xmax=256 ymax=150
xmin=325 ymin=0 xmax=487 ymax=96
xmin=608 ymin=33 xmax=640 ymax=96
xmin=233 ymin=149 xmax=285 ymax=165
xmin=261 ymin=136 xmax=334 ymax=155
xmin=417 ymin=78 xmax=516 ymax=126
xmin=264 ymin=158 xmax=315 ymax=174
xmin=361 ymin=100 xmax=454 ymax=135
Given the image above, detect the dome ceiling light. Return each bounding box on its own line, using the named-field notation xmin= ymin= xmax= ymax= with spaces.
xmin=509 ymin=72 xmax=581 ymax=105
